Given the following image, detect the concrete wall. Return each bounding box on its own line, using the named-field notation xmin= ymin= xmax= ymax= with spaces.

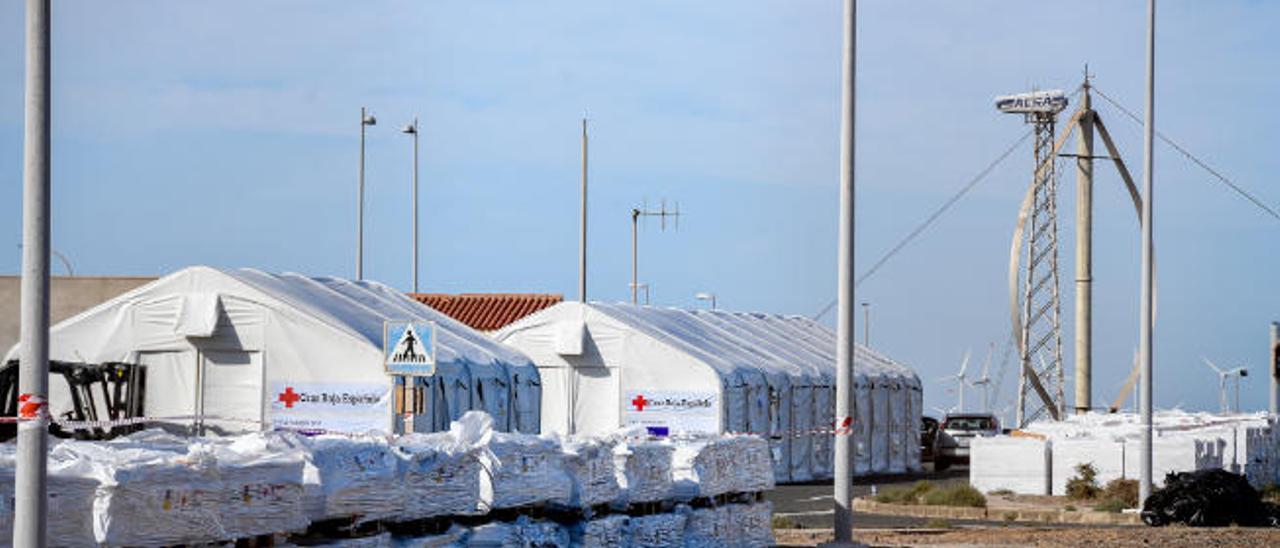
xmin=0 ymin=275 xmax=156 ymax=358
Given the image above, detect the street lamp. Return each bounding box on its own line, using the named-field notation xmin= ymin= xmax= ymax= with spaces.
xmin=696 ymin=292 xmax=717 ymax=310
xmin=358 ymin=107 xmax=377 ymax=281
xmin=401 ymin=117 xmax=420 ymax=293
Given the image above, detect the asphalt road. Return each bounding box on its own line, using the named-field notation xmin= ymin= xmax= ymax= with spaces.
xmin=766 ymin=463 xmax=976 ymax=529
xmin=766 ymin=463 xmax=1102 ymax=530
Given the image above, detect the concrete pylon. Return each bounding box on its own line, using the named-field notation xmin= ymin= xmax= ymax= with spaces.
xmin=1074 ymin=81 xmax=1095 ymax=414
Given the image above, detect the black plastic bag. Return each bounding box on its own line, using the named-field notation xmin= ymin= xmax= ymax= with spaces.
xmin=1141 ymin=468 xmax=1280 ymax=527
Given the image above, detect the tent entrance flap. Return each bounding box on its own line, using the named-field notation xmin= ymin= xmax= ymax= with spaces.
xmin=200 ymin=350 xmax=263 ymax=433
xmin=137 ymin=351 xmax=197 ymax=423
xmin=571 ymin=366 xmax=618 ymax=434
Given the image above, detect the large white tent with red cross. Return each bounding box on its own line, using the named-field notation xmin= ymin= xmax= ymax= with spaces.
xmin=5 ymin=266 xmax=541 ymax=436
xmin=493 ymin=301 xmax=922 ymax=482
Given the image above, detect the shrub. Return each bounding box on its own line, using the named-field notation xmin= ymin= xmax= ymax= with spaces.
xmin=874 ymin=480 xmax=935 ymax=505
xmin=922 ymin=483 xmax=987 ymax=508
xmin=1065 ymin=463 xmax=1101 ymax=500
xmin=989 ymin=488 xmax=1015 ymax=497
xmin=1063 ymin=504 xmax=1077 ymax=512
xmin=1093 ymin=499 xmax=1127 ymax=513
xmin=771 ymin=515 xmax=801 ymax=530
xmin=1101 ymin=478 xmax=1139 ymax=508
xmin=1002 ymin=511 xmax=1018 ymax=522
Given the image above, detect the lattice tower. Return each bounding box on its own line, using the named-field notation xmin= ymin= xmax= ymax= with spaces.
xmin=1016 ymin=112 xmax=1066 ymax=427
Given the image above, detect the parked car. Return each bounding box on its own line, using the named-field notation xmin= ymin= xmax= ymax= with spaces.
xmin=934 ymin=412 xmax=1000 ymax=471
xmin=920 ymin=416 xmax=939 ymax=462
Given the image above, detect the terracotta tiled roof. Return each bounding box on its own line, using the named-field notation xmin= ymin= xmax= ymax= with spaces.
xmin=409 ymin=293 xmax=563 ymax=332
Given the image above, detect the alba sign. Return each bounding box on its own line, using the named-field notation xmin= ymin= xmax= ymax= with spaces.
xmin=994 ymin=90 xmax=1068 ymax=114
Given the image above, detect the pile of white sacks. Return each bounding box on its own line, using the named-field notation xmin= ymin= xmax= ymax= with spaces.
xmin=0 ymin=412 xmax=776 ymax=547
xmin=971 ymin=411 xmax=1280 ymax=496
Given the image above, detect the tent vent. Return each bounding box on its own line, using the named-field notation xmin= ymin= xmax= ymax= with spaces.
xmin=174 ymin=292 xmax=222 ymax=337
xmin=554 ymin=320 xmax=585 ymax=356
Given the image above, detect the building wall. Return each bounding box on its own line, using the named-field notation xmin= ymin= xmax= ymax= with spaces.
xmin=0 ymin=275 xmax=156 ymax=358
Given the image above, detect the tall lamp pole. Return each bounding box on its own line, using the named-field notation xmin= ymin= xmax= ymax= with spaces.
xmin=15 ymin=0 xmax=52 ymax=545
xmin=579 ymin=118 xmax=588 ymax=303
xmin=402 ymin=118 xmax=420 ymax=293
xmin=358 ymin=107 xmax=377 ymax=280
xmin=832 ymin=0 xmax=858 ymax=542
xmin=1138 ymin=0 xmax=1157 ymax=505
xmin=861 ymin=302 xmax=870 ymax=347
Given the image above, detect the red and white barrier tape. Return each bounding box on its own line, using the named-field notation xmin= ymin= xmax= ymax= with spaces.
xmin=0 ymin=413 xmax=393 ymax=439
xmin=727 ymin=416 xmax=858 ymax=439
xmin=17 ymin=393 xmax=48 ymax=421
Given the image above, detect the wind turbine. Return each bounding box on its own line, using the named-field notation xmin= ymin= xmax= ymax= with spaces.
xmin=939 ymin=350 xmax=971 ymax=413
xmin=1203 ymin=357 xmax=1249 ymax=413
xmin=969 ymin=343 xmax=996 ymax=413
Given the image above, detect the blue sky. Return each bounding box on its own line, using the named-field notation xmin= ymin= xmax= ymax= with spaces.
xmin=2 ymin=1 xmax=1278 ymax=417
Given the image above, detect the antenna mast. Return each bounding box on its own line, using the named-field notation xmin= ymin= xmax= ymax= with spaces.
xmin=630 ymin=199 xmax=681 ymax=304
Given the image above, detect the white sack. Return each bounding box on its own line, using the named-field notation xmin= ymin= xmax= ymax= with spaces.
xmin=729 ymin=501 xmax=774 ymax=548
xmin=560 ymin=437 xmax=621 ymax=509
xmin=396 ymin=412 xmax=497 ymax=519
xmin=466 ymin=516 xmax=568 ymax=547
xmin=207 ymin=435 xmax=308 ymax=538
xmin=0 ymin=443 xmax=99 ymax=547
xmin=683 ymin=505 xmax=733 ymax=548
xmin=672 ymin=436 xmax=774 ymax=498
xmin=60 ymin=441 xmax=225 ymax=546
xmin=281 ymin=434 xmax=403 ymax=523
xmin=969 ymin=436 xmax=1051 ymax=495
xmin=612 ymin=440 xmax=674 ymax=504
xmin=488 ymin=433 xmax=573 ymax=509
xmin=1051 ymin=438 xmax=1127 ymax=496
xmin=627 ymin=512 xmax=686 ymax=548
xmin=573 ymin=514 xmax=629 ymax=548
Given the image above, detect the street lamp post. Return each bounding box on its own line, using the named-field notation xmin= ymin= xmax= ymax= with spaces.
xmin=832 ymin=0 xmax=858 ymax=543
xmin=16 ymin=0 xmax=53 ymax=545
xmin=861 ymin=302 xmax=870 ymax=346
xmin=358 ymin=107 xmax=377 ymax=281
xmin=1138 ymin=0 xmax=1157 ymax=505
xmin=402 ymin=118 xmax=420 ymax=293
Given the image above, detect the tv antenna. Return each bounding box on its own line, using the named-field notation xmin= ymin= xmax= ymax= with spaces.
xmin=630 ymin=198 xmax=680 ymax=304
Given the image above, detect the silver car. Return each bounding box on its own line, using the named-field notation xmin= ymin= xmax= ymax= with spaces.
xmin=934 ymin=413 xmax=1000 ymax=471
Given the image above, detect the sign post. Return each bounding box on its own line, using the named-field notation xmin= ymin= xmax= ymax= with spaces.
xmin=385 ymin=321 xmax=438 ymax=433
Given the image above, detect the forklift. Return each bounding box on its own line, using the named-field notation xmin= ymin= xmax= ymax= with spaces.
xmin=0 ymin=360 xmax=146 ymax=441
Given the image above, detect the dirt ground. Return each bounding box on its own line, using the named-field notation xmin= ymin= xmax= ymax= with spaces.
xmin=774 ymin=525 xmax=1280 ymax=547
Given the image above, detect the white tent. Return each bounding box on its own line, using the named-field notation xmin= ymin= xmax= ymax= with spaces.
xmin=4 ymin=266 xmax=540 ymax=435
xmin=492 ymin=302 xmax=922 ymax=481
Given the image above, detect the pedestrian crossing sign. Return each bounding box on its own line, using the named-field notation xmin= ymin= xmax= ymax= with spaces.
xmin=384 ymin=321 xmax=437 ymax=376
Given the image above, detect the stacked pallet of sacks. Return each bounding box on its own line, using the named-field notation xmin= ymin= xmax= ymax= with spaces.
xmin=266 ymin=433 xmax=403 ymax=524
xmin=0 ymin=434 xmax=308 ymax=546
xmin=487 ymin=430 xmax=576 ymax=510
xmin=971 ymin=411 xmax=1280 ymax=495
xmin=0 ymin=412 xmax=778 ymax=546
xmin=0 ymin=442 xmax=100 ymax=545
xmin=393 ymin=416 xmax=495 ymax=519
xmin=671 ymin=435 xmax=775 ymax=498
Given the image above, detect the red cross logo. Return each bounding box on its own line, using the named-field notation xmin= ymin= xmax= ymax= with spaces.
xmin=631 ymin=394 xmax=648 ymax=411
xmin=278 ymin=387 xmax=302 ymax=409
